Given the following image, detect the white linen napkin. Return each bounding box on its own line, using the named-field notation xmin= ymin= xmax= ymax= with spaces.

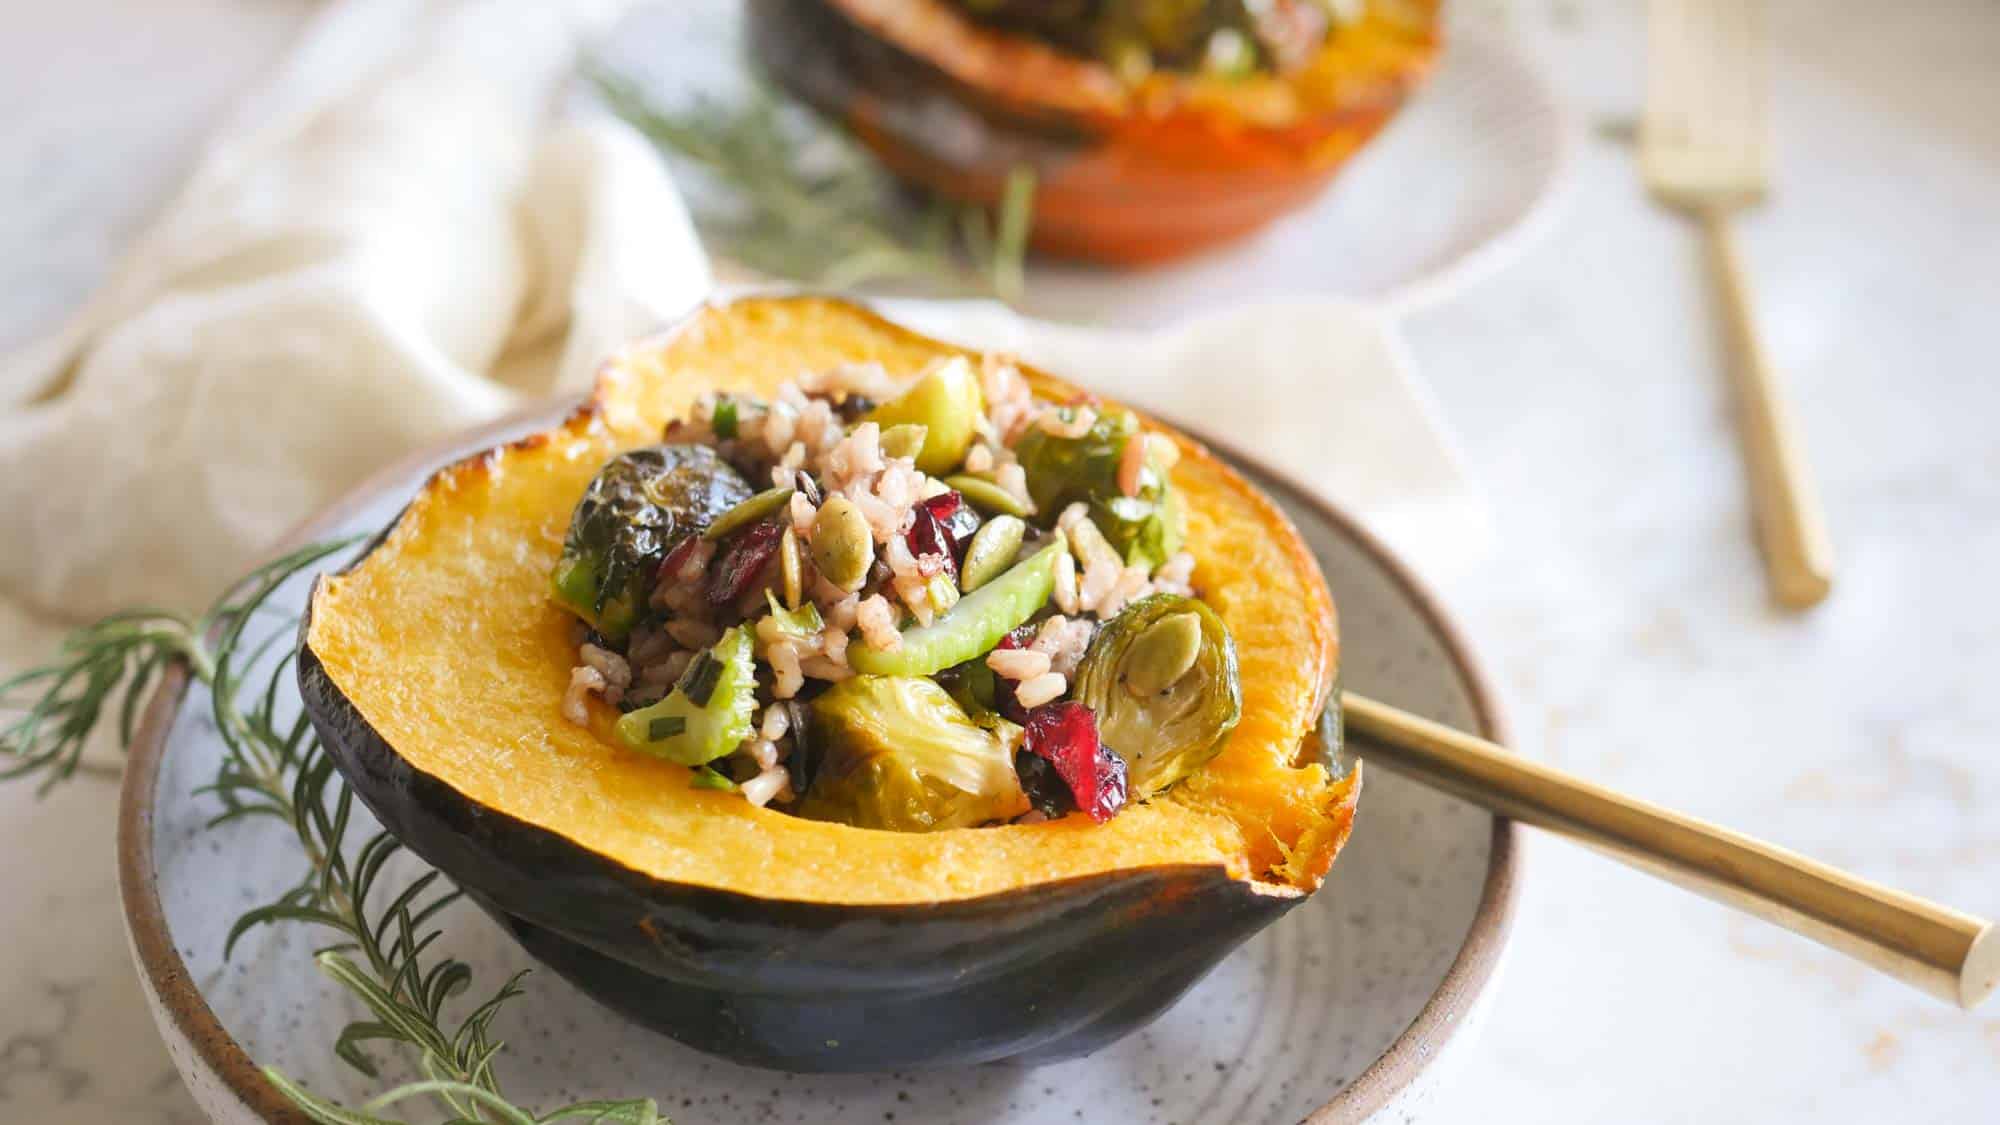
xmin=0 ymin=0 xmax=1485 ymax=677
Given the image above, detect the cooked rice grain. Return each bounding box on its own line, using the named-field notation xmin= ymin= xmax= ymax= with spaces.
xmin=856 ymin=595 xmax=902 ymax=652
xmin=740 ymin=765 xmax=792 ymax=808
xmin=1014 ymin=672 xmax=1068 ymax=709
xmin=987 ymin=647 xmax=1051 ymax=681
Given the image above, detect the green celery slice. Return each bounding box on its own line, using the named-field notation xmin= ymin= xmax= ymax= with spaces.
xmin=615 ymin=627 xmax=756 ymax=765
xmin=847 ymin=542 xmax=1063 ymax=678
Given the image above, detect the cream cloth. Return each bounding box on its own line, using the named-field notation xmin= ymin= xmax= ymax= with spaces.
xmin=0 ymin=0 xmax=1483 ymax=677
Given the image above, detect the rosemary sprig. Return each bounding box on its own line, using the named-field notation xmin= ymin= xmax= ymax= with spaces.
xmin=0 ymin=542 xmax=328 ymax=791
xmin=1 ymin=540 xmax=666 ymax=1125
xmin=591 ymin=68 xmax=1036 ymax=303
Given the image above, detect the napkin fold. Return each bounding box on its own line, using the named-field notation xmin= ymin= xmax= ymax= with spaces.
xmin=0 ymin=0 xmax=1484 ymax=676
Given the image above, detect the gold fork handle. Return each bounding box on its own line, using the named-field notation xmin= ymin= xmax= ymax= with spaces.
xmin=1702 ymin=206 xmax=1836 ymax=609
xmin=1345 ymin=692 xmax=2000 ymax=1009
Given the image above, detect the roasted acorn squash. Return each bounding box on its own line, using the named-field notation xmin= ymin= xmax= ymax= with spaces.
xmin=299 ymin=295 xmax=1356 ymax=1070
xmin=748 ymin=0 xmax=1442 ymax=264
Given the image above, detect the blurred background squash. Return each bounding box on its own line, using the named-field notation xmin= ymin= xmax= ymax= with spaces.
xmin=749 ymin=0 xmax=1443 ymax=264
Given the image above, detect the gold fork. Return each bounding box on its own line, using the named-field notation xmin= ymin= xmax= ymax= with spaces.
xmin=1642 ymin=0 xmax=1835 ymax=610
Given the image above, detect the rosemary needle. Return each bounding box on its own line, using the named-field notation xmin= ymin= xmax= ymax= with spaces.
xmin=590 ymin=67 xmax=1035 ymax=302
xmin=2 ymin=541 xmax=668 ymax=1125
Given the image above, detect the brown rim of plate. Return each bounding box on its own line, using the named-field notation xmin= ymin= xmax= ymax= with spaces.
xmin=116 ymin=400 xmax=1519 ymax=1125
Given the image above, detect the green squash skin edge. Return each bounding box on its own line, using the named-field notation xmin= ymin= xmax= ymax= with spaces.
xmin=298 ymin=554 xmax=1302 ymax=1074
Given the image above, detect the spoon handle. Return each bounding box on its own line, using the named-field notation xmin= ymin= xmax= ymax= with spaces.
xmin=1344 ymin=692 xmax=1998 ymax=1009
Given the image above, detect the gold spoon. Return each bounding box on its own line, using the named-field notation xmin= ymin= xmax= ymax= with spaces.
xmin=1345 ymin=692 xmax=1998 ymax=1009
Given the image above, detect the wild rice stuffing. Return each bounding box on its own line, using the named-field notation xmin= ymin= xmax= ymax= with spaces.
xmin=556 ymin=351 xmax=1205 ymax=817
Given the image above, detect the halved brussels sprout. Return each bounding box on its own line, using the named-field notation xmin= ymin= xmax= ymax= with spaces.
xmin=864 ymin=357 xmax=985 ymax=475
xmin=795 ymin=676 xmax=1029 ymax=832
xmin=615 ymin=627 xmax=757 ymax=768
xmin=1012 ymin=407 xmax=1184 ymax=570
xmin=1072 ymin=594 xmax=1239 ymax=797
xmin=552 ymin=445 xmax=753 ymax=640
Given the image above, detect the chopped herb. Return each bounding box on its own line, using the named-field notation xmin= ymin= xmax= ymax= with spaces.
xmin=648 ymin=714 xmax=689 ymax=741
xmin=679 ymin=651 xmax=722 ymax=707
xmin=590 ymin=70 xmax=1036 ymax=302
xmin=713 ymin=397 xmax=740 ymax=439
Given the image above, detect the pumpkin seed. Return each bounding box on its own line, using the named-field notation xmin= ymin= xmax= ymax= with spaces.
xmin=703 ymin=486 xmax=795 ymax=541
xmin=960 ymin=515 xmax=1026 ymax=593
xmin=879 ymin=423 xmax=930 ymax=462
xmin=1063 ymin=511 xmax=1118 ymax=567
xmin=811 ymin=497 xmax=874 ymax=591
xmin=926 ymin=572 xmax=961 ymax=616
xmin=780 ymin=526 xmax=803 ymax=609
xmin=1121 ymin=611 xmax=1203 ymax=698
xmin=945 ymin=474 xmax=1029 ymax=518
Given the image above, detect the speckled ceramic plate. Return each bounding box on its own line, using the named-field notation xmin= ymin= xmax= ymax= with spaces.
xmin=118 ymin=409 xmax=1518 ymax=1125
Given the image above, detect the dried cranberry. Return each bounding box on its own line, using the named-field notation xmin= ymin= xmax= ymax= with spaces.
xmin=707 ymin=519 xmax=783 ymax=607
xmin=920 ymin=491 xmax=979 ymax=556
xmin=921 ymin=490 xmax=961 ymax=520
xmin=906 ymin=503 xmax=957 ymax=581
xmin=1022 ymin=702 xmax=1127 ymax=823
xmin=1015 ymin=750 xmax=1074 ymax=820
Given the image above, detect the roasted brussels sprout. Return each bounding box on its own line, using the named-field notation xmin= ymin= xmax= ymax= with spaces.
xmin=864 ymin=357 xmax=985 ymax=476
xmin=795 ymin=676 xmax=1030 ymax=831
xmin=551 ymin=445 xmax=753 ymax=640
xmin=615 ymin=627 xmax=758 ymax=768
xmin=1012 ymin=407 xmax=1184 ymax=570
xmin=1072 ymin=594 xmax=1239 ymax=796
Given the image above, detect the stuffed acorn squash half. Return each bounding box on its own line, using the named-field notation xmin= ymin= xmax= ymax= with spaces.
xmin=299 ymin=295 xmax=1356 ymax=1071
xmin=749 ymin=0 xmax=1442 ymax=263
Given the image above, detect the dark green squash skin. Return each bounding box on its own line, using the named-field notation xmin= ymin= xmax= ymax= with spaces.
xmin=297 ymin=566 xmax=1305 ymax=1072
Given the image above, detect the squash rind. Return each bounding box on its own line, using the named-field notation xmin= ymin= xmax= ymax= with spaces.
xmin=301 ymin=631 xmax=1314 ymax=1068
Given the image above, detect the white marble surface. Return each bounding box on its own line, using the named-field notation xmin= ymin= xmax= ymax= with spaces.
xmin=4 ymin=0 xmax=2000 ymax=1122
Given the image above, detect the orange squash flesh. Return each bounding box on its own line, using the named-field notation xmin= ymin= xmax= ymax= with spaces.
xmin=305 ymin=296 xmax=1353 ymax=906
